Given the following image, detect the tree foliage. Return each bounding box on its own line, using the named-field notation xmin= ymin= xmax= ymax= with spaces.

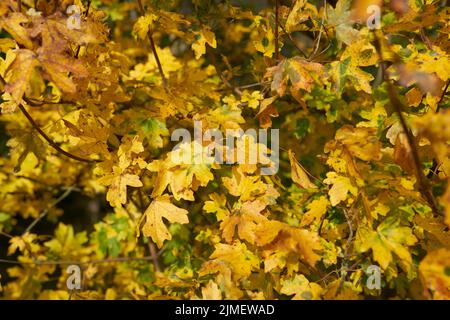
xmin=0 ymin=0 xmax=449 ymax=300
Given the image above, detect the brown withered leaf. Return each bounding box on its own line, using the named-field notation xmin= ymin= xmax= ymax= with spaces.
xmin=394 ymin=132 xmax=415 ymax=175
xmin=0 ymin=13 xmax=33 ymax=49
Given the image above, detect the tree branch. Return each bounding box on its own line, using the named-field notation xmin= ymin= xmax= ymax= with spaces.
xmin=436 ymin=80 xmax=449 ymax=113
xmin=373 ymin=34 xmax=441 ymax=216
xmin=24 ymin=186 xmax=76 ymax=234
xmin=18 ymin=104 xmax=99 ymax=163
xmin=206 ymin=46 xmax=242 ymax=96
xmin=0 ymin=74 xmax=96 ymax=163
xmin=136 ymin=0 xmax=168 ymax=89
xmin=275 ymin=0 xmax=280 ymax=61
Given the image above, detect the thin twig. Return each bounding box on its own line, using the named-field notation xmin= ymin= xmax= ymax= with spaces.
xmin=436 ymin=80 xmax=449 ymax=113
xmin=0 ymin=231 xmax=13 ymax=239
xmin=373 ymin=34 xmax=441 ymax=216
xmin=279 ymin=24 xmax=308 ymax=58
xmin=206 ymin=46 xmax=242 ymax=96
xmin=275 ymin=0 xmax=280 ymax=61
xmin=311 ymin=0 xmax=327 ymax=59
xmin=24 ymin=186 xmax=76 ymax=234
xmin=337 ymin=208 xmax=354 ymax=294
xmin=147 ymin=241 xmax=160 ymax=272
xmin=136 ymin=0 xmax=168 ymax=88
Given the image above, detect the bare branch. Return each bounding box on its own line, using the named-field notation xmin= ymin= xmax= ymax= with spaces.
xmin=275 ymin=0 xmax=280 ymax=61
xmin=24 ymin=186 xmax=76 ymax=234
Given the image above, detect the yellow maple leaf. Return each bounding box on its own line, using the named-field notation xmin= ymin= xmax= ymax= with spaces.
xmin=142 ymin=194 xmax=189 ymax=248
xmin=201 ymin=280 xmax=222 ymax=300
xmin=4 ymin=49 xmax=39 ymax=105
xmin=280 ymin=274 xmax=323 ymax=300
xmin=98 ymin=166 xmax=143 ymax=207
xmin=148 ymin=141 xmax=217 ymax=201
xmin=334 ymin=125 xmax=382 ymax=161
xmin=192 ymin=26 xmax=217 ymax=60
xmin=419 ymin=248 xmax=450 ymax=299
xmin=289 ymin=150 xmax=317 ymax=190
xmin=220 ymin=200 xmax=268 ymax=244
xmin=301 ymin=196 xmax=329 ymax=227
xmin=324 ymin=172 xmax=358 ymax=206
xmin=208 ymin=242 xmax=259 ymax=280
xmin=132 ymin=14 xmax=157 ymax=40
xmin=355 ymin=217 xmax=417 ymax=271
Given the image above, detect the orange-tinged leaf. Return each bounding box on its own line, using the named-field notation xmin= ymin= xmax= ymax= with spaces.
xmin=4 ymin=49 xmax=39 ymax=104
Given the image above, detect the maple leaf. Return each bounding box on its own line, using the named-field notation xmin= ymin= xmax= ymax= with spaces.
xmin=220 ymin=200 xmax=268 ymax=244
xmin=326 ymin=0 xmax=359 ymax=45
xmin=355 ymin=217 xmax=417 ymax=271
xmin=267 ymin=57 xmax=325 ymax=97
xmin=98 ymin=166 xmax=143 ymax=207
xmin=44 ymin=223 xmax=88 ymax=257
xmin=324 ymin=172 xmax=358 ymax=206
xmin=285 ymin=0 xmax=318 ymax=33
xmin=139 ymin=118 xmax=169 ymax=149
xmin=419 ymin=248 xmax=450 ymax=299
xmin=288 ymin=150 xmax=317 ymax=190
xmin=7 ymin=233 xmax=39 ymax=255
xmin=334 ymin=125 xmax=382 ymax=162
xmin=142 ymin=195 xmax=189 ymax=248
xmin=333 ymin=40 xmax=378 ymax=94
xmin=3 ymin=49 xmax=39 ymax=105
xmin=192 ymin=27 xmax=217 ymax=59
xmin=301 ymin=196 xmax=329 ymax=227
xmin=258 ymin=223 xmax=323 ymax=267
xmin=132 ymin=14 xmax=157 ymax=40
xmin=0 ymin=13 xmax=33 ymax=49
xmin=204 ymin=193 xmax=230 ymax=221
xmin=63 ymin=112 xmax=109 ymax=159
xmin=280 ymin=274 xmax=323 ymax=300
xmin=147 ymin=141 xmax=217 ymax=201
xmin=6 ymin=130 xmax=46 ymax=171
xmin=207 ymin=242 xmax=259 ymax=280
xmin=257 ymin=96 xmax=279 ymax=129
